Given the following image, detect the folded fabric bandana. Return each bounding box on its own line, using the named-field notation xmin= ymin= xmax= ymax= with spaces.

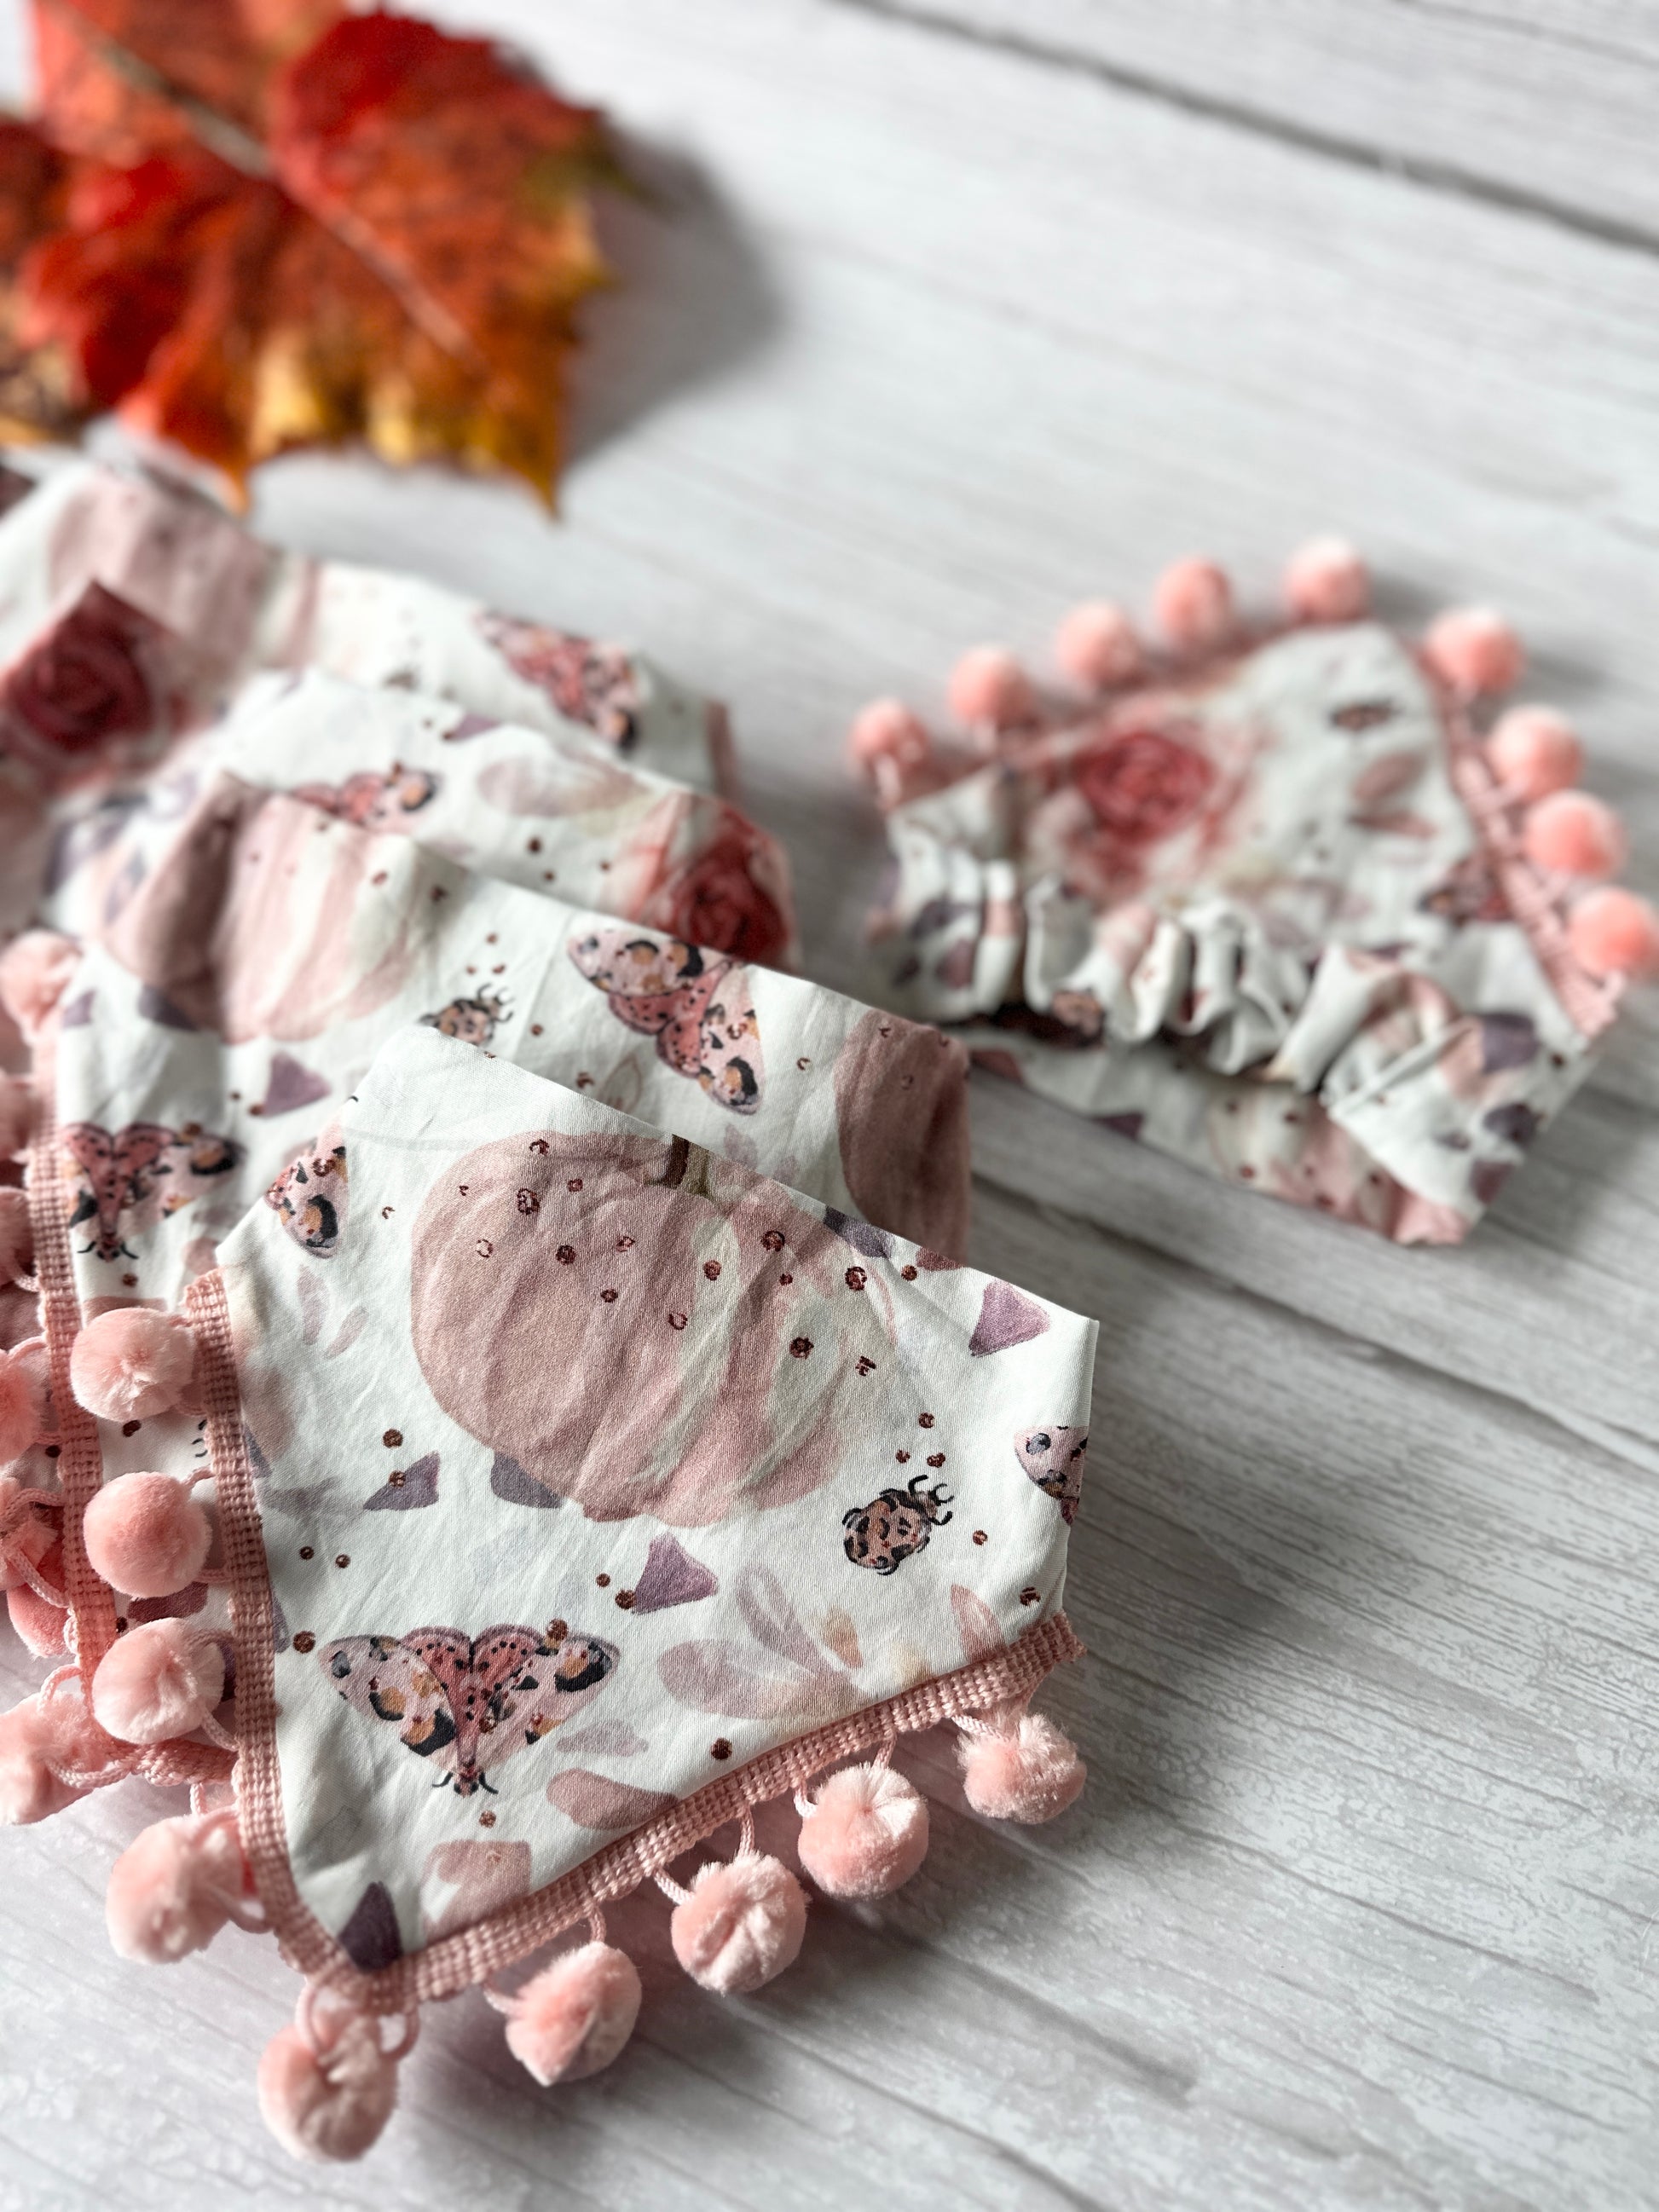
xmin=0 ymin=455 xmax=736 ymax=939
xmin=852 ymin=545 xmax=1658 ymax=1243
xmin=0 ymin=1014 xmax=1093 ymax=2163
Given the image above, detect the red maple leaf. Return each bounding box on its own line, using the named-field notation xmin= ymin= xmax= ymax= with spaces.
xmin=0 ymin=0 xmax=620 ymax=501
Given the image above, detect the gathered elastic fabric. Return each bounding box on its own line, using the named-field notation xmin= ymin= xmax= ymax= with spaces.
xmin=860 ymin=589 xmax=1634 ymax=1243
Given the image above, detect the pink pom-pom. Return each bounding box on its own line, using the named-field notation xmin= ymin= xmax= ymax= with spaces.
xmin=670 ymin=1852 xmax=806 ymax=1994
xmin=0 ymin=1686 xmax=107 ymax=1825
xmin=1568 ymin=887 xmax=1659 ymax=982
xmin=848 ymin=698 xmax=929 ymax=774
xmin=1422 ymin=606 xmax=1523 ymax=698
xmin=1283 ymin=537 xmax=1369 ymax=624
xmin=70 ymin=1306 xmax=196 ymax=1422
xmin=946 ymin=647 xmax=1035 ymax=731
xmin=107 ymin=1811 xmax=251 ymax=1963
xmin=0 ymin=1074 xmax=30 ymax=1158
xmin=0 ymin=1346 xmax=46 ymax=1464
xmin=503 ymin=1942 xmax=642 ymax=2084
xmin=0 ymin=930 xmax=79 ymax=1040
xmin=1484 ymin=706 xmax=1583 ymax=802
xmin=960 ymin=1712 xmax=1085 ymax=1825
xmin=0 ymin=1474 xmax=55 ymax=1591
xmin=259 ymin=2012 xmax=399 ymax=2164
xmin=92 ymin=1619 xmax=224 ymax=1744
xmin=1522 ymin=789 xmax=1627 ymax=880
xmin=797 ymin=1763 xmax=929 ymax=1898
xmin=1153 ymin=557 xmax=1234 ymax=651
xmin=83 ymin=1470 xmax=210 ymax=1598
xmin=0 ymin=1187 xmax=32 ymax=1285
xmin=1054 ymin=601 xmax=1142 ymax=690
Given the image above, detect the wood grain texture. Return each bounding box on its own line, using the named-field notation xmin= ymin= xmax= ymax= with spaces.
xmin=2 ymin=1 xmax=1656 ymax=2205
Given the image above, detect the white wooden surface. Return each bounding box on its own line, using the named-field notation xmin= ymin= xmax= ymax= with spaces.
xmin=3 ymin=3 xmax=1658 ymax=2204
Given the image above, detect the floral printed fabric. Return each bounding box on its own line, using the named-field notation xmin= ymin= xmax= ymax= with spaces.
xmin=206 ymin=1025 xmax=1095 ymax=1967
xmin=41 ymin=667 xmax=795 ymax=970
xmin=0 ymin=457 xmax=731 ymax=938
xmin=875 ymin=622 xmax=1596 ymax=1241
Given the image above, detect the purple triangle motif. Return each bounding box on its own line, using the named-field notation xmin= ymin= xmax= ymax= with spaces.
xmin=968 ymin=1279 xmax=1050 ymax=1358
xmin=631 ymin=1533 xmax=719 ymax=1614
xmin=490 ymin=1452 xmax=561 ymax=1508
xmin=138 ymin=983 xmax=196 ymax=1030
xmin=364 ymin=1452 xmax=440 ymax=1510
xmin=260 ymin=1051 xmax=332 ymax=1117
xmin=338 ymin=1881 xmax=402 ymax=1972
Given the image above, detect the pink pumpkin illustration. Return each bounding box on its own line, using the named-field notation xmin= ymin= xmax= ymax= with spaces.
xmin=410 ymin=1129 xmax=896 ymax=1524
xmin=104 ymin=777 xmax=428 ymax=1043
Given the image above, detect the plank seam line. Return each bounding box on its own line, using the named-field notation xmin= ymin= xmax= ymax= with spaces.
xmin=822 ymin=0 xmax=1659 ymax=261
xmin=967 ymin=1169 xmax=1659 ymax=1476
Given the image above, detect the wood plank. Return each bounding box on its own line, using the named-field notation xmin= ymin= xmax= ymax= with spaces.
xmin=6 ymin=1176 xmax=1657 ymax=2208
xmin=828 ymin=0 xmax=1659 ymax=244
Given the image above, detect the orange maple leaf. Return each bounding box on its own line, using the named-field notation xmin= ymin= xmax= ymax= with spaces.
xmin=3 ymin=0 xmax=619 ymax=501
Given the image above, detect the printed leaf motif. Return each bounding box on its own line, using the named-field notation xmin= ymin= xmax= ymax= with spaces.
xmin=420 ymin=1838 xmax=530 ymax=1943
xmin=363 ymin=1450 xmax=439 ymax=1510
xmin=4 ymin=3 xmax=620 ymax=500
xmin=950 ymin=1584 xmax=1005 ymax=1666
xmin=546 ymin=1770 xmax=676 ymax=1832
xmin=657 ymin=1566 xmax=861 ymax=1723
xmin=968 ymin=1279 xmax=1050 ymax=1358
xmin=630 ymin=1533 xmax=718 ymax=1614
xmin=337 ymin=1878 xmax=403 ymax=1971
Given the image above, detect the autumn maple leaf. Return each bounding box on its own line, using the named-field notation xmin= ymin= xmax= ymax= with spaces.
xmin=0 ymin=0 xmax=621 ymax=500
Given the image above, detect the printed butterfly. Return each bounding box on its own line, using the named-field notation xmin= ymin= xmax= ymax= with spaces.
xmin=291 ymin=767 xmax=440 ymax=832
xmin=474 ymin=613 xmax=641 ymax=746
xmin=568 ymin=927 xmax=763 ymax=1113
xmin=318 ymin=1624 xmax=619 ymax=1797
xmin=63 ymin=1119 xmax=240 ymax=1262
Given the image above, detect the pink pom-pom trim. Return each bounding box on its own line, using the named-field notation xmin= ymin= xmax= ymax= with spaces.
xmin=70 ymin=1306 xmax=197 ymax=1422
xmin=1522 ymin=789 xmax=1627 ymax=881
xmin=0 ymin=1474 xmax=55 ymax=1592
xmin=1568 ymin=887 xmax=1659 ymax=982
xmin=669 ymin=1851 xmax=806 ymax=1994
xmin=0 ymin=1684 xmax=108 ymax=1826
xmin=946 ymin=646 xmax=1035 ymax=731
xmin=0 ymin=1346 xmax=46 ymax=1464
xmin=1283 ymin=537 xmax=1370 ymax=624
xmin=0 ymin=1186 xmax=32 ymax=1285
xmin=848 ymin=698 xmax=929 ymax=774
xmin=258 ymin=2009 xmax=401 ymax=2164
xmin=1153 ymin=557 xmax=1234 ymax=651
xmin=0 ymin=1074 xmax=30 ymax=1158
xmin=91 ymin=1619 xmax=224 ymax=1745
xmin=501 ymin=1941 xmax=642 ymax=2083
xmin=107 ymin=1808 xmax=254 ymax=1963
xmin=1054 ymin=601 xmax=1142 ymax=690
xmin=1422 ymin=606 xmax=1523 ymax=698
xmin=0 ymin=929 xmax=79 ymax=1041
xmin=83 ymin=1470 xmax=211 ymax=1599
xmin=960 ymin=1712 xmax=1085 ymax=1825
xmin=797 ymin=1762 xmax=929 ymax=1898
xmin=1485 ymin=706 xmax=1583 ymax=803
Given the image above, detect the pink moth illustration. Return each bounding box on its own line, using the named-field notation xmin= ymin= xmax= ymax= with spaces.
xmin=318 ymin=1624 xmax=619 ymax=1798
xmin=409 ymin=1129 xmax=897 ymax=1525
xmin=290 ymin=765 xmax=440 ymax=832
xmin=568 ymin=926 xmax=763 ymax=1113
xmin=473 ymin=611 xmax=641 ymax=746
xmin=62 ymin=1118 xmax=240 ymax=1262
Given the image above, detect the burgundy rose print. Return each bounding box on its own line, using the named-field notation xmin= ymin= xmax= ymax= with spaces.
xmin=1074 ymin=725 xmax=1216 ymax=846
xmin=0 ymin=583 xmax=163 ymax=784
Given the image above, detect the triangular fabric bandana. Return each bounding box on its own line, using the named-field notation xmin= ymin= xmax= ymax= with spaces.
xmin=852 ymin=547 xmax=1656 ymax=1241
xmin=3 ymin=1018 xmax=1093 ymax=2163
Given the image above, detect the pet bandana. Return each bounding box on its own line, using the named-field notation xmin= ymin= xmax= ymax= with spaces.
xmin=2 ymin=1000 xmax=1091 ymax=2163
xmin=853 ymin=546 xmax=1656 ymax=1242
xmin=0 ymin=456 xmax=731 ymax=939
